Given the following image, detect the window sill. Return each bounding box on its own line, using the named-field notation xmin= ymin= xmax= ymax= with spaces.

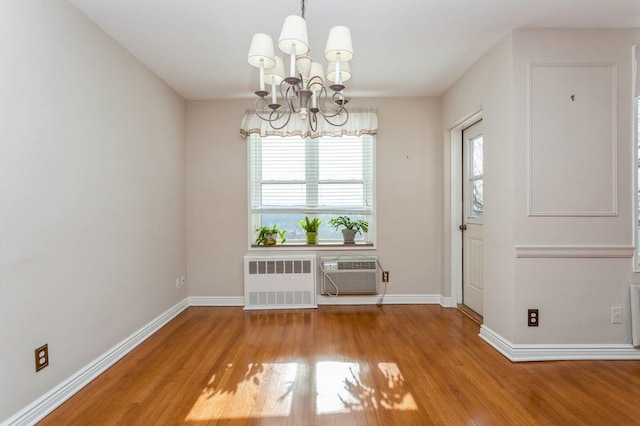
xmin=249 ymin=242 xmax=375 ymax=250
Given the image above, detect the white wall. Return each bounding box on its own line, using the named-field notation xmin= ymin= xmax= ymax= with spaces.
xmin=186 ymin=100 xmax=249 ymax=298
xmin=0 ymin=1 xmax=187 ymax=421
xmin=186 ymin=97 xmax=443 ymax=299
xmin=441 ymin=35 xmax=516 ymax=339
xmin=511 ymin=28 xmax=640 ymax=344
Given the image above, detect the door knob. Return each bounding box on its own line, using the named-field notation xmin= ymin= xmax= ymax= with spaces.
xmin=459 ymin=224 xmax=467 ymax=231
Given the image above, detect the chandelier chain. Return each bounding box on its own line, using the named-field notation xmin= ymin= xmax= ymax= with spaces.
xmin=301 ymin=0 xmax=306 ymax=19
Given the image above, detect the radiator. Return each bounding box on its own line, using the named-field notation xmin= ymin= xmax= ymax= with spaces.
xmin=631 ymin=284 xmax=640 ymax=347
xmin=244 ymin=255 xmax=317 ymax=310
xmin=320 ymin=256 xmax=378 ymax=295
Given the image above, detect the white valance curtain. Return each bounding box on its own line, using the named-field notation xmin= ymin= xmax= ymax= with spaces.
xmin=240 ymin=107 xmax=378 ymax=139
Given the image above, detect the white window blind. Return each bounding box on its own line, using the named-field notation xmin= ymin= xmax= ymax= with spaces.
xmin=249 ymin=134 xmax=375 ymax=243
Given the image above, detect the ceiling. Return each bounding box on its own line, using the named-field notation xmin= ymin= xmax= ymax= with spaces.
xmin=67 ymin=0 xmax=640 ymax=100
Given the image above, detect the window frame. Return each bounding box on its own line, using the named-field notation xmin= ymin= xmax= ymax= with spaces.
xmin=247 ymin=134 xmax=376 ymax=249
xmin=464 ymin=129 xmax=484 ymax=224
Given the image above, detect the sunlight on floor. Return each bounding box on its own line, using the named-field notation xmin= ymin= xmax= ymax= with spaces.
xmin=376 ymin=362 xmax=418 ymax=411
xmin=316 ymin=361 xmax=418 ymax=414
xmin=316 ymin=361 xmax=363 ymax=414
xmin=186 ymin=360 xmax=417 ymax=421
xmin=185 ymin=362 xmax=298 ymax=421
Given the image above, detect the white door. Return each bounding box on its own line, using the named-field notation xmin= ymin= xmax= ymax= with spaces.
xmin=461 ymin=121 xmax=483 ymax=316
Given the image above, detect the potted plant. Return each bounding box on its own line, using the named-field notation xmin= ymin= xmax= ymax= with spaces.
xmin=255 ymin=225 xmax=286 ymax=246
xmin=299 ymin=216 xmax=322 ymax=244
xmin=328 ymin=216 xmax=368 ymax=244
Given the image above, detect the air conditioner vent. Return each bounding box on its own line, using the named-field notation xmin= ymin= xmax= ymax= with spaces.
xmin=337 ymin=261 xmax=376 ymax=270
xmin=321 ymin=256 xmax=378 ymax=295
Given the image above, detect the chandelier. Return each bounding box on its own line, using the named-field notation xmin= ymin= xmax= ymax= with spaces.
xmin=247 ymin=0 xmax=353 ymax=131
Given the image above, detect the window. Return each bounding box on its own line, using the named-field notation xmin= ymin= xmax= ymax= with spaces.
xmin=249 ymin=134 xmax=375 ymax=245
xmin=467 ymin=134 xmax=484 ymax=220
xmin=463 ymin=119 xmax=483 ymax=222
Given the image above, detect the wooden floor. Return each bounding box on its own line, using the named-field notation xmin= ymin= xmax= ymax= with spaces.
xmin=39 ymin=305 xmax=640 ymax=425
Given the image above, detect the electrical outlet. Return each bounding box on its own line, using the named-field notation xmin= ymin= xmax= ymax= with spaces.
xmin=382 ymin=271 xmax=389 ymax=282
xmin=35 ymin=344 xmax=49 ymax=372
xmin=611 ymin=307 xmax=623 ymax=324
xmin=175 ymin=278 xmax=181 ymax=290
xmin=528 ymin=309 xmax=539 ymax=327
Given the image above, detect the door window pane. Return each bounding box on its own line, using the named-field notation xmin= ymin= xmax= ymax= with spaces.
xmin=468 ymin=133 xmax=483 ymax=220
xmin=471 ymin=179 xmax=483 ymax=217
xmin=472 ymin=137 xmax=483 ymax=176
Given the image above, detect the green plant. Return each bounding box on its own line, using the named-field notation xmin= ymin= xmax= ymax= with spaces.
xmin=328 ymin=216 xmax=369 ymax=235
xmin=299 ymin=216 xmax=323 ymax=233
xmin=255 ymin=225 xmax=287 ymax=246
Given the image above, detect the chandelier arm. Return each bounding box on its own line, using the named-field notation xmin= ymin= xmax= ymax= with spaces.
xmin=322 ymin=90 xmax=348 ymax=117
xmin=314 ymin=85 xmax=328 ymax=110
xmin=253 ymin=98 xmax=274 ymax=121
xmin=254 ymin=97 xmax=286 ymax=123
xmin=320 ymin=107 xmax=349 ymax=127
xmin=279 ymin=80 xmax=298 ymax=113
xmin=309 ymin=111 xmax=318 ymax=132
xmin=317 ymin=103 xmax=345 ymax=119
xmin=311 ymin=85 xmax=347 ymax=119
xmin=283 ymin=83 xmax=301 ymax=114
xmin=308 ymin=76 xmax=324 ymax=91
xmin=278 ymin=80 xmax=289 ymax=102
xmin=266 ymin=108 xmax=293 ymax=130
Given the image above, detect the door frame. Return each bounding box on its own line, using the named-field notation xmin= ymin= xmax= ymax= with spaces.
xmin=445 ymin=109 xmax=483 ymax=306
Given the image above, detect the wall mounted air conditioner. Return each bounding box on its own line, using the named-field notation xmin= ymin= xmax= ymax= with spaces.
xmin=320 ymin=256 xmax=378 ymax=295
xmin=244 ymin=255 xmax=317 ymax=310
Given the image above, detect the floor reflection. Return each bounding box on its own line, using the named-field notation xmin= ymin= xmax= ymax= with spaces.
xmin=316 ymin=361 xmax=362 ymax=414
xmin=186 ymin=362 xmax=298 ymax=421
xmin=317 ymin=361 xmax=417 ymax=414
xmin=186 ymin=360 xmax=416 ymax=421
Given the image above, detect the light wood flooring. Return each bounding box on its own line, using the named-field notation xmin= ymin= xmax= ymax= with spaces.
xmin=39 ymin=305 xmax=640 ymax=425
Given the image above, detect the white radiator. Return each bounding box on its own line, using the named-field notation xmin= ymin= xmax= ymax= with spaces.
xmin=631 ymin=284 xmax=640 ymax=347
xmin=320 ymin=256 xmax=378 ymax=295
xmin=244 ymin=255 xmax=317 ymax=310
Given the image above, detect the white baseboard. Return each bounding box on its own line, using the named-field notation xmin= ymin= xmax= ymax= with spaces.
xmin=188 ymin=294 xmax=448 ymax=307
xmin=439 ymin=296 xmax=456 ymax=308
xmin=4 ymin=299 xmax=189 ymax=426
xmin=188 ymin=296 xmax=244 ymax=306
xmin=317 ymin=293 xmax=444 ymax=306
xmin=480 ymin=325 xmax=640 ymax=362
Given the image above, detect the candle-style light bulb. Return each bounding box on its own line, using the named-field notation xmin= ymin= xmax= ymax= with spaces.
xmin=289 ymin=44 xmax=296 ymax=78
xmin=271 ymin=77 xmax=277 ymax=104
